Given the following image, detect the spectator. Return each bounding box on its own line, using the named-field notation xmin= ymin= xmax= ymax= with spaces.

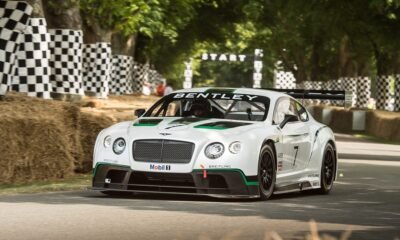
xmin=156 ymin=80 xmax=166 ymax=96
xmin=164 ymin=82 xmax=174 ymax=96
xmin=142 ymin=82 xmax=151 ymax=96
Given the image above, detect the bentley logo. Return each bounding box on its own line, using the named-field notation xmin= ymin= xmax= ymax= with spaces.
xmin=159 ymin=133 xmax=171 ymax=136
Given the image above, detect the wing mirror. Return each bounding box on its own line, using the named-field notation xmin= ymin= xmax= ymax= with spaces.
xmin=279 ymin=114 xmax=299 ymax=129
xmin=134 ymin=108 xmax=146 ymax=117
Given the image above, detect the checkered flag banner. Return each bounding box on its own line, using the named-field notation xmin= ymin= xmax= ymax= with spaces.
xmin=133 ymin=63 xmax=149 ymax=94
xmin=355 ymin=76 xmax=371 ymax=108
xmin=375 ymin=75 xmax=391 ymax=110
xmin=109 ymin=55 xmax=134 ymax=95
xmin=394 ymin=74 xmax=400 ymax=112
xmin=82 ymin=42 xmax=111 ymax=98
xmin=274 ymin=71 xmax=296 ymax=89
xmin=0 ymin=1 xmax=32 ymax=95
xmin=343 ymin=77 xmax=357 ymax=107
xmin=329 ymin=79 xmax=344 ymax=106
xmin=330 ymin=78 xmax=343 ymax=90
xmin=48 ymin=29 xmax=84 ymax=95
xmin=11 ymin=18 xmax=52 ymax=99
xmin=302 ymin=81 xmax=313 ymax=90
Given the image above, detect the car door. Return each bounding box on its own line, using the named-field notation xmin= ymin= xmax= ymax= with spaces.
xmin=291 ymin=100 xmax=312 ymax=170
xmin=273 ymin=98 xmax=311 ymax=173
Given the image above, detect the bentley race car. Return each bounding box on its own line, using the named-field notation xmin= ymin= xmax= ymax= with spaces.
xmin=92 ymin=88 xmax=343 ymax=200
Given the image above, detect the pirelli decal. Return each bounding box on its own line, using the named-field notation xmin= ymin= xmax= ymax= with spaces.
xmin=173 ymin=92 xmax=258 ymax=101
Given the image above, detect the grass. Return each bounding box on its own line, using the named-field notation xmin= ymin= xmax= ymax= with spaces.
xmin=0 ymin=174 xmax=91 ymax=195
xmin=353 ymin=133 xmax=400 ymax=145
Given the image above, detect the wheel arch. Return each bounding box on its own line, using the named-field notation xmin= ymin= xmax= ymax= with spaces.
xmin=262 ymin=139 xmax=277 ymax=170
xmin=327 ymin=139 xmax=338 ymax=180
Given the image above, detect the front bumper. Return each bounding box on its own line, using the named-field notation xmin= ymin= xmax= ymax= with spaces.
xmin=92 ymin=164 xmax=260 ymax=198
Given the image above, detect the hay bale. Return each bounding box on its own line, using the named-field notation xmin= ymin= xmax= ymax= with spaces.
xmin=366 ymin=111 xmax=400 ymax=141
xmin=329 ymin=108 xmax=353 ymax=133
xmin=311 ymin=106 xmax=323 ymax=122
xmin=0 ymin=117 xmax=74 ymax=183
xmin=0 ymin=93 xmax=82 ymax=183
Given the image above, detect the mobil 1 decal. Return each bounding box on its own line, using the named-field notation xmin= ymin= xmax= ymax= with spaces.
xmin=173 ymin=92 xmax=258 ymax=101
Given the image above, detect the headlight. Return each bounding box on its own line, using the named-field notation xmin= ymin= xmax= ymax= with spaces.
xmin=205 ymin=142 xmax=224 ymax=159
xmin=104 ymin=135 xmax=112 ymax=148
xmin=113 ymin=138 xmax=126 ymax=155
xmin=229 ymin=141 xmax=241 ymax=154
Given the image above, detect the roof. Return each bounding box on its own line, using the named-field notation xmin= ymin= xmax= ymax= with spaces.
xmin=173 ymin=87 xmax=287 ymax=100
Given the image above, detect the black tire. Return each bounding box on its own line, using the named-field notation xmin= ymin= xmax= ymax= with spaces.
xmin=318 ymin=143 xmax=336 ymax=194
xmin=258 ymin=144 xmax=276 ymax=200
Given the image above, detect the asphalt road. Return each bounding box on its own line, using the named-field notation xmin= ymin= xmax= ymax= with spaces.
xmin=0 ymin=139 xmax=399 ymax=240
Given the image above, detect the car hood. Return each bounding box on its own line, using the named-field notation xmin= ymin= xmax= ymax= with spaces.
xmin=128 ymin=117 xmax=262 ymax=141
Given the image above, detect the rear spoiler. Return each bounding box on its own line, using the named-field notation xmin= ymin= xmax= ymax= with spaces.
xmin=263 ymin=88 xmax=352 ymax=107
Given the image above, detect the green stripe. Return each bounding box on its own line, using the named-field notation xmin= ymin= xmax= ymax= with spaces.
xmin=92 ymin=162 xmax=130 ymax=177
xmin=133 ymin=118 xmax=163 ymax=126
xmin=194 ymin=121 xmax=252 ymax=130
xmin=193 ymin=168 xmax=259 ymax=186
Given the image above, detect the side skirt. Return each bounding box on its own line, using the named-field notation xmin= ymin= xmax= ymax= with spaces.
xmin=273 ymin=181 xmax=314 ymax=195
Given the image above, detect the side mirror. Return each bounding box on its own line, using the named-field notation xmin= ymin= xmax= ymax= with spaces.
xmin=279 ymin=114 xmax=299 ymax=129
xmin=134 ymin=108 xmax=146 ymax=117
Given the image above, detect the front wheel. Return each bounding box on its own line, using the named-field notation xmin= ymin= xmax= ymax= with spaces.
xmin=318 ymin=143 xmax=336 ymax=194
xmin=258 ymin=144 xmax=276 ymax=200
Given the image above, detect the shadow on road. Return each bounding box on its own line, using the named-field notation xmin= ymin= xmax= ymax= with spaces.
xmin=0 ymin=162 xmax=399 ymax=239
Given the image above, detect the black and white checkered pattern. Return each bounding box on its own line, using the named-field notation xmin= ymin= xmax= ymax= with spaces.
xmin=274 ymin=71 xmax=296 ymax=89
xmin=393 ymin=74 xmax=400 ymax=112
xmin=329 ymin=79 xmax=344 ymax=106
xmin=375 ymin=75 xmax=391 ymax=110
xmin=343 ymin=77 xmax=357 ymax=107
xmin=0 ymin=1 xmax=31 ymax=31
xmin=132 ymin=63 xmax=149 ymax=94
xmin=355 ymin=76 xmax=371 ymax=108
xmin=48 ymin=29 xmax=83 ymax=95
xmin=148 ymin=69 xmax=163 ymax=84
xmin=82 ymin=42 xmax=111 ymax=98
xmin=303 ymin=81 xmax=313 ymax=90
xmin=11 ymin=18 xmax=51 ymax=99
xmin=109 ymin=55 xmax=134 ymax=95
xmin=330 ymin=78 xmax=343 ymax=90
xmin=0 ymin=1 xmax=32 ymax=95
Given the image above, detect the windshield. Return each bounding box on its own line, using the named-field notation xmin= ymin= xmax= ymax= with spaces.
xmin=144 ymin=92 xmax=270 ymax=122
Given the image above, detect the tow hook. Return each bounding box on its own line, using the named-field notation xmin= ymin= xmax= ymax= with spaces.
xmin=200 ymin=164 xmax=207 ymax=179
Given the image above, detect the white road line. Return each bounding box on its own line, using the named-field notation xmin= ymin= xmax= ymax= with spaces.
xmin=339 ymin=159 xmax=400 ymax=167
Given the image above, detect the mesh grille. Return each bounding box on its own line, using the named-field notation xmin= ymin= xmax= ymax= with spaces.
xmin=133 ymin=140 xmax=194 ymax=164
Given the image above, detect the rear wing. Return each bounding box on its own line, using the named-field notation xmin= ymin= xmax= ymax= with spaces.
xmin=264 ymin=88 xmax=352 ymax=107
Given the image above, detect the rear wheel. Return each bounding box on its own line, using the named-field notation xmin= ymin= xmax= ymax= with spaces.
xmin=318 ymin=143 xmax=336 ymax=194
xmin=258 ymin=144 xmax=276 ymax=200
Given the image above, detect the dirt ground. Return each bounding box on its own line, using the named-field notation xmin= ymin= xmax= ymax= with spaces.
xmin=80 ymin=94 xmax=160 ymax=122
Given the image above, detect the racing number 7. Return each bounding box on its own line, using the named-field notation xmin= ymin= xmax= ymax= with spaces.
xmin=293 ymin=146 xmax=299 ymax=166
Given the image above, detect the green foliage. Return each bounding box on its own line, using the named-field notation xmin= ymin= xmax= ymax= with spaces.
xmin=80 ymin=0 xmax=400 ymax=87
xmin=80 ymin=0 xmax=148 ymax=35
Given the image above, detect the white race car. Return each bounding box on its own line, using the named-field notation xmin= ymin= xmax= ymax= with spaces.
xmin=92 ymin=88 xmax=342 ymax=200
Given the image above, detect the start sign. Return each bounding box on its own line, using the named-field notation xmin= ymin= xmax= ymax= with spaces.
xmin=201 ymin=53 xmax=247 ymax=62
